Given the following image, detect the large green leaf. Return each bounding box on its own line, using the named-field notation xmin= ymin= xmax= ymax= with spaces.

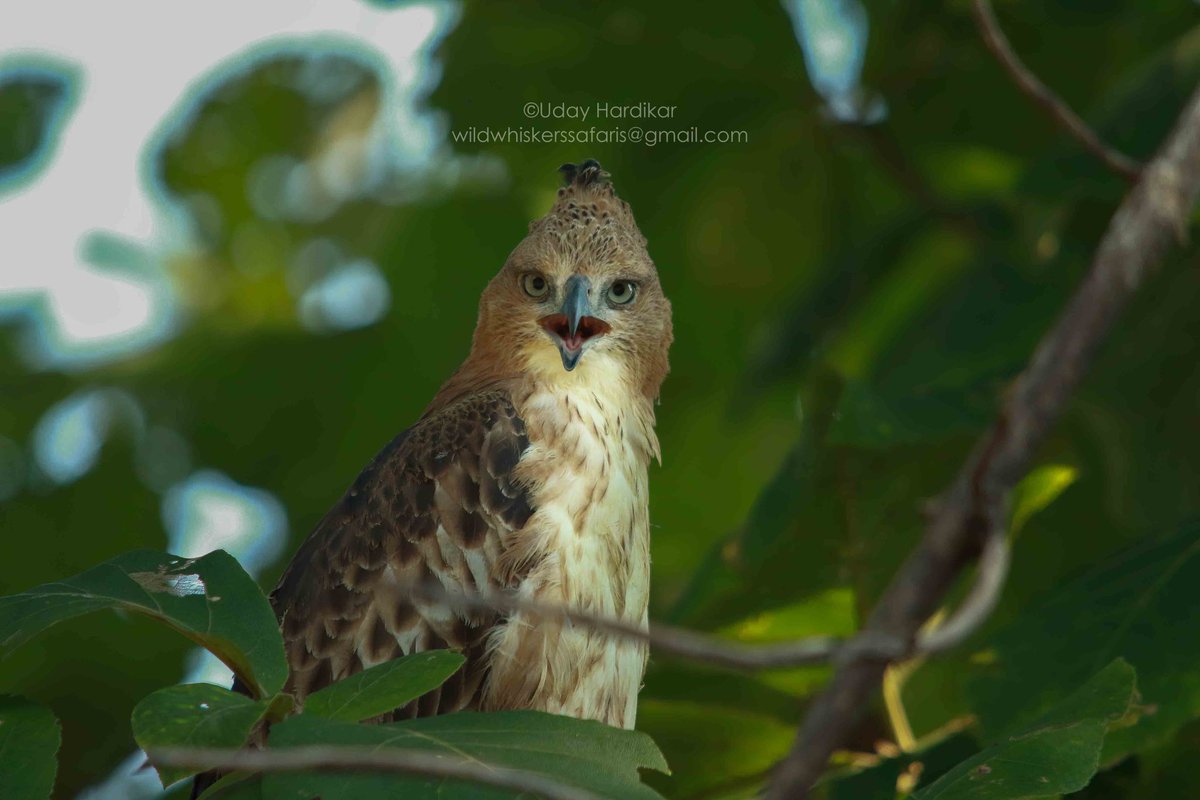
xmin=0 ymin=696 xmax=60 ymax=800
xmin=915 ymin=659 xmax=1138 ymax=799
xmin=196 ymin=772 xmax=263 ymax=800
xmin=0 ymin=550 xmax=286 ymax=698
xmin=968 ymin=525 xmax=1200 ymax=761
xmin=636 ymin=699 xmax=794 ymax=798
xmin=133 ymin=684 xmax=272 ymax=787
xmin=264 ymin=710 xmax=669 ymax=799
xmin=303 ymin=650 xmax=466 ymax=722
xmin=825 ymin=729 xmax=979 ymax=800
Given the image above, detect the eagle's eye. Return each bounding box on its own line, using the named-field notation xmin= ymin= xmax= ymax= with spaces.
xmin=521 ymin=273 xmax=550 ymax=298
xmin=606 ymin=280 xmax=637 ymax=306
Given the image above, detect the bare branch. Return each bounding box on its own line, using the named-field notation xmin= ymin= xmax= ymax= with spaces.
xmin=412 ymin=577 xmax=907 ymax=671
xmin=917 ymin=526 xmax=1009 ymax=655
xmin=972 ymin=0 xmax=1142 ymax=182
xmin=412 ymin=543 xmax=1009 ymax=671
xmin=766 ymin=83 xmax=1200 ymax=799
xmin=153 ymin=745 xmax=600 ymax=800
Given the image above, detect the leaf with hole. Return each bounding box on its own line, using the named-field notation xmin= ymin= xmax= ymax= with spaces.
xmin=133 ymin=683 xmax=274 ymax=787
xmin=0 ymin=549 xmax=286 ymax=698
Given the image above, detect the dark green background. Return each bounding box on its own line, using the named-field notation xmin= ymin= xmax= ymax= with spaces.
xmin=2 ymin=1 xmax=1200 ymax=797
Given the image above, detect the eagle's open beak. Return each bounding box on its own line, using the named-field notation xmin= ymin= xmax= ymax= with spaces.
xmin=538 ymin=275 xmax=611 ymax=371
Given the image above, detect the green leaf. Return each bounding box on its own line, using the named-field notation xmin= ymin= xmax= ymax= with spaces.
xmin=0 ymin=550 xmax=287 ymax=698
xmin=0 ymin=58 xmax=80 ymax=193
xmin=915 ymin=660 xmax=1138 ymax=800
xmin=669 ymin=370 xmax=846 ymax=627
xmin=828 ymin=381 xmax=988 ymax=448
xmin=826 ymin=729 xmax=978 ymax=800
xmin=133 ymin=684 xmax=271 ymax=787
xmin=264 ymin=710 xmax=669 ymax=799
xmin=636 ymin=699 xmax=794 ymax=798
xmin=1008 ymin=464 xmax=1078 ymax=538
xmin=195 ymin=771 xmax=262 ymax=800
xmin=304 ymin=650 xmax=465 ymax=722
xmin=825 ymin=228 xmax=974 ymax=380
xmin=0 ymin=696 xmax=60 ymax=800
xmin=968 ymin=525 xmax=1200 ymax=761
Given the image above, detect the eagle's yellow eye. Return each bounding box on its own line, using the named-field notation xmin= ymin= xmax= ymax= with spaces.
xmin=521 ymin=273 xmax=549 ymax=298
xmin=607 ymin=280 xmax=637 ymax=306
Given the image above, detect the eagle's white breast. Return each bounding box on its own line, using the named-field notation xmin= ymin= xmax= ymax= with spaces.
xmin=482 ymin=350 xmax=658 ymax=728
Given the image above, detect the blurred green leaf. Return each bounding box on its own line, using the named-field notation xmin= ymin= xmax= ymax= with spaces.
xmin=1009 ymin=464 xmax=1078 ymax=538
xmin=828 ymin=381 xmax=987 ymax=448
xmin=0 ymin=550 xmax=286 ymax=698
xmin=0 ymin=695 xmax=60 ymax=800
xmin=265 ymin=711 xmax=669 ymax=799
xmin=1021 ymin=24 xmax=1200 ymax=204
xmin=0 ymin=58 xmax=79 ymax=192
xmin=968 ymin=524 xmax=1200 ymax=762
xmin=669 ymin=371 xmax=845 ymax=627
xmin=133 ymin=684 xmax=270 ymax=787
xmin=303 ymin=650 xmax=465 ymax=723
xmin=825 ymin=228 xmax=973 ymax=380
xmin=915 ymin=659 xmax=1138 ymax=800
xmin=636 ymin=699 xmax=792 ymax=799
xmin=719 ymin=589 xmax=856 ymax=696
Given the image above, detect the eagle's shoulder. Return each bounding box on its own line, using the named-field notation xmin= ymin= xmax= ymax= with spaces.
xmin=270 ymin=386 xmax=535 ymax=715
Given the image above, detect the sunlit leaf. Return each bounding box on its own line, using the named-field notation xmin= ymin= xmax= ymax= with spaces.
xmin=719 ymin=588 xmax=856 ymax=696
xmin=133 ymin=683 xmax=271 ymax=787
xmin=0 ymin=696 xmax=60 ymax=800
xmin=265 ymin=711 xmax=669 ymax=799
xmin=1009 ymin=464 xmax=1078 ymax=538
xmin=915 ymin=660 xmax=1138 ymax=799
xmin=0 ymin=550 xmax=286 ymax=698
xmin=303 ymin=650 xmax=465 ymax=722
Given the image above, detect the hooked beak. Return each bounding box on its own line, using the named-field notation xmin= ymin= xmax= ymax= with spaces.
xmin=538 ymin=275 xmax=611 ymax=371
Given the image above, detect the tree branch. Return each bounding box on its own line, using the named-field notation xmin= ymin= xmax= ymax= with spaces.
xmin=766 ymin=82 xmax=1200 ymax=799
xmin=413 ymin=578 xmax=863 ymax=669
xmin=972 ymin=0 xmax=1142 ymax=182
xmin=153 ymin=745 xmax=601 ymax=800
xmin=396 ymin=511 xmax=1010 ymax=671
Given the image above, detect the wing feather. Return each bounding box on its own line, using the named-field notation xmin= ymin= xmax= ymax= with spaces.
xmin=270 ymin=388 xmax=533 ymax=717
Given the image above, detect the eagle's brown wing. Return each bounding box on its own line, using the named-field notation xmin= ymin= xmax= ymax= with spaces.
xmin=271 ymin=387 xmax=533 ymax=719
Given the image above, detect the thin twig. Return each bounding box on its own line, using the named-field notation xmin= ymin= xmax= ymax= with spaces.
xmin=404 ymin=520 xmax=1010 ymax=670
xmin=917 ymin=526 xmax=1009 ymax=654
xmin=153 ymin=745 xmax=600 ymax=800
xmin=410 ymin=578 xmax=908 ymax=670
xmin=767 ymin=83 xmax=1200 ymax=799
xmin=972 ymin=0 xmax=1142 ymax=182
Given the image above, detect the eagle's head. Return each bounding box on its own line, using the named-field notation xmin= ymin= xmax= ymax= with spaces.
xmin=472 ymin=159 xmax=673 ymax=401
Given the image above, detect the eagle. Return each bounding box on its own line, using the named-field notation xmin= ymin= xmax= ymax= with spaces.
xmin=268 ymin=160 xmax=671 ymax=730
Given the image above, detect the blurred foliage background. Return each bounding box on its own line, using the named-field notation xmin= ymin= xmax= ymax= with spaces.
xmin=2 ymin=0 xmax=1200 ymax=797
